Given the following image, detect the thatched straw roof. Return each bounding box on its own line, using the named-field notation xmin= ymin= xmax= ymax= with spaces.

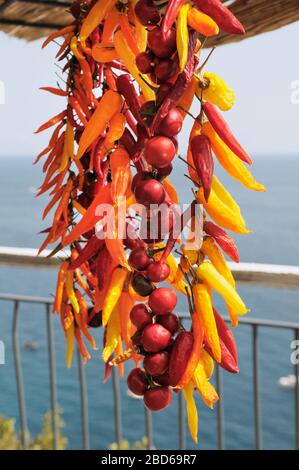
xmin=0 ymin=0 xmax=298 ymax=43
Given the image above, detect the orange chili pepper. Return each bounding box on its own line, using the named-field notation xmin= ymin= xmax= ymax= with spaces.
xmin=102 ymin=6 xmax=120 ymax=43
xmin=92 ymin=44 xmax=119 ymax=63
xmin=42 ymin=24 xmax=75 ymax=49
xmin=35 ymin=110 xmax=66 ymax=134
xmin=40 ymin=86 xmax=68 ymax=97
xmin=62 ymin=184 xmax=112 ymax=246
xmin=187 ymin=7 xmax=219 ymax=36
xmin=119 ymin=13 xmax=140 ymax=57
xmin=42 ymin=186 xmax=64 ymax=220
xmin=80 ymin=0 xmax=117 ymax=53
xmin=110 ymin=147 xmax=131 ymax=203
xmin=75 ymin=290 xmax=97 ymax=349
xmin=77 ymin=90 xmax=123 ymax=159
xmin=74 ymin=327 xmax=91 ymax=363
xmin=53 ymin=260 xmax=69 ymax=313
xmin=176 ymin=310 xmax=204 ymax=389
xmin=104 ymin=68 xmax=117 ymax=91
xmin=177 ymin=76 xmax=198 ymax=119
xmin=118 ymin=291 xmax=135 ymax=350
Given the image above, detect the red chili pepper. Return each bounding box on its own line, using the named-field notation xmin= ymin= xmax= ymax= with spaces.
xmin=116 ymin=74 xmax=141 ymax=123
xmin=194 ymin=0 xmax=245 ymax=35
xmin=70 ymin=235 xmax=105 ymax=270
xmin=203 ymin=221 xmax=239 ymax=263
xmin=124 ymin=221 xmax=147 ymax=250
xmin=162 ymin=0 xmax=185 ymax=39
xmin=91 ymin=136 xmax=105 ymax=174
xmin=125 ymin=108 xmax=138 ymax=135
xmin=120 ymin=128 xmax=137 ymax=156
xmin=160 ymin=201 xmax=196 ymax=263
xmin=203 ymin=102 xmax=252 ymax=165
xmin=96 ymin=245 xmax=114 ymax=291
xmin=204 ymin=308 xmax=239 ymax=373
xmin=191 ymin=134 xmax=214 ymax=201
xmin=151 ymin=30 xmax=198 ymax=132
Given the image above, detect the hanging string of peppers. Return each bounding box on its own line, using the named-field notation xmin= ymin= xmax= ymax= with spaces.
xmin=36 ymin=0 xmax=265 ymax=443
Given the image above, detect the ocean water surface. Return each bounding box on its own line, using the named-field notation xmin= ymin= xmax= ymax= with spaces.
xmin=0 ymin=154 xmax=298 ymax=449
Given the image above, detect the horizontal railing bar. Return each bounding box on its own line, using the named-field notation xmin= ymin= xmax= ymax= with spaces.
xmin=1 ymin=247 xmax=298 ymax=290
xmin=0 ymin=293 xmax=53 ymax=304
xmin=1 ymin=293 xmax=299 ymax=330
xmin=181 ymin=315 xmax=299 ymax=330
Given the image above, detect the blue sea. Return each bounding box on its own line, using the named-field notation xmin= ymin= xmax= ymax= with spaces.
xmin=0 ymin=154 xmax=298 ymax=450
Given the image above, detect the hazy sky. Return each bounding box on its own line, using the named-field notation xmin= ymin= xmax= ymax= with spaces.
xmin=0 ymin=22 xmax=298 ymax=157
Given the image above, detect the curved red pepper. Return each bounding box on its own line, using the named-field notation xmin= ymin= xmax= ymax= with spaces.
xmin=161 ymin=0 xmax=185 ymax=39
xmin=194 ymin=0 xmax=245 ymax=35
xmin=203 ymin=221 xmax=239 ymax=263
xmin=116 ymin=74 xmax=141 ymax=123
xmin=70 ymin=235 xmax=105 ymax=270
xmin=151 ymin=30 xmax=198 ymax=132
xmin=204 ymin=308 xmax=239 ymax=373
xmin=191 ymin=134 xmax=214 ymax=201
xmin=203 ymin=102 xmax=252 ymax=165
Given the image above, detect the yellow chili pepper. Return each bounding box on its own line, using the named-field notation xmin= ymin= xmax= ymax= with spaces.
xmin=114 ymin=30 xmax=155 ymax=102
xmin=212 ymin=175 xmax=242 ymax=217
xmin=177 ymin=4 xmax=190 ymax=73
xmin=201 ymin=237 xmax=235 ymax=287
xmin=201 ymin=349 xmax=214 ymax=380
xmin=197 ymin=186 xmax=250 ymax=234
xmin=193 ymin=282 xmax=221 ymax=363
xmin=65 ymin=320 xmax=75 ymax=368
xmin=102 ymin=303 xmax=121 ymax=362
xmin=196 ymin=262 xmax=248 ymax=314
xmin=80 ymin=0 xmax=117 ymax=52
xmin=66 ymin=271 xmax=80 ymax=314
xmin=60 ymin=120 xmax=74 ymax=172
xmin=102 ymin=267 xmax=128 ymax=326
xmin=202 ymin=72 xmax=235 ymax=111
xmin=193 ymin=360 xmax=219 ymax=408
xmin=201 ymin=237 xmax=239 ymax=327
xmin=183 ymin=381 xmax=198 ymax=444
xmin=187 ymin=7 xmax=219 ymax=37
xmin=77 ymin=90 xmax=123 ymax=159
xmin=203 ymin=122 xmax=266 ymax=192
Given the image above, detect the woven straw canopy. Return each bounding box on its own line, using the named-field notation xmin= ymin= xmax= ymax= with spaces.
xmin=0 ymin=0 xmax=299 ymax=43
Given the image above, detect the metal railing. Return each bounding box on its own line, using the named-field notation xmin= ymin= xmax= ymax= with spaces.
xmin=0 ymin=247 xmax=299 ymax=450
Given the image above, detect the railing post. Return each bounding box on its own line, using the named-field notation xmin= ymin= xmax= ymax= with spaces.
xmin=216 ymin=364 xmax=225 ymax=450
xmin=252 ymin=324 xmax=262 ymax=450
xmin=178 ymin=392 xmax=186 ymax=450
xmin=294 ymin=329 xmax=299 ymax=450
xmin=12 ymin=300 xmax=29 ymax=449
xmin=46 ymin=304 xmax=59 ymax=450
xmin=77 ymin=346 xmax=90 ymax=450
xmin=112 ymin=366 xmax=122 ymax=448
xmin=144 ymin=406 xmax=153 ymax=449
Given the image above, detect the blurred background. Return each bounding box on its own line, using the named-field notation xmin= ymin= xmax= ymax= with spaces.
xmin=0 ymin=1 xmax=298 ymax=451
